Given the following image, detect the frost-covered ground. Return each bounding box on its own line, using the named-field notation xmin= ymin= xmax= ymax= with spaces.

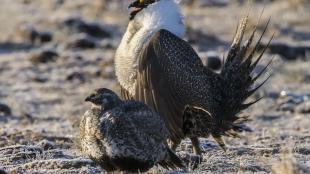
xmin=0 ymin=0 xmax=309 ymax=173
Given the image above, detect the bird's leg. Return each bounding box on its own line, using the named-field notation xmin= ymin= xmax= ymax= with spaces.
xmin=186 ymin=137 xmax=203 ymax=169
xmin=190 ymin=137 xmax=201 ymax=155
xmin=178 ymin=137 xmax=203 ymax=170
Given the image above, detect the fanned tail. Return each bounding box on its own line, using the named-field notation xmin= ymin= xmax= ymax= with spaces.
xmin=159 ymin=148 xmax=185 ymax=170
xmin=211 ymin=14 xmax=273 ymax=149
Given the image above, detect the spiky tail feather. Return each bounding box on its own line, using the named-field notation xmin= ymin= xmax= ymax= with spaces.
xmin=211 ymin=14 xmax=273 ymax=149
xmin=159 ymin=148 xmax=185 ymax=170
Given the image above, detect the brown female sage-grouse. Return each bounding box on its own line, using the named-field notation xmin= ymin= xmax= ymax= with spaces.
xmin=80 ymin=88 xmax=185 ymax=172
xmin=115 ymin=0 xmax=273 ymax=155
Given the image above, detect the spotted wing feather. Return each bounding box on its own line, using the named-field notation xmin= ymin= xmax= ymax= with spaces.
xmin=135 ymin=29 xmax=218 ymax=141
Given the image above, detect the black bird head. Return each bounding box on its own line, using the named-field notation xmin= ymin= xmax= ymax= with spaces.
xmin=128 ymin=0 xmax=158 ymax=20
xmin=85 ymin=88 xmax=122 ymax=110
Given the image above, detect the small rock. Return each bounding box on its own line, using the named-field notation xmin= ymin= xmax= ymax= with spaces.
xmin=21 ymin=113 xmax=35 ymax=123
xmin=193 ymin=0 xmax=229 ymax=7
xmin=74 ymin=55 xmax=84 ymax=60
xmin=0 ymin=103 xmax=12 ymax=115
xmin=242 ymin=165 xmax=265 ymax=172
xmin=206 ymin=56 xmax=222 ymax=70
xmin=260 ymin=41 xmax=310 ymax=60
xmin=302 ymin=74 xmax=310 ymax=83
xmin=15 ymin=23 xmax=53 ymax=44
xmin=38 ymin=140 xmax=56 ymax=150
xmin=15 ymin=24 xmax=38 ymax=44
xmin=267 ymin=91 xmax=280 ymax=99
xmin=33 ymin=75 xmax=49 ymax=83
xmin=277 ymin=102 xmax=297 ymax=112
xmin=38 ymin=31 xmax=53 ymax=43
xmin=67 ymin=35 xmax=97 ymax=49
xmin=295 ymin=147 xmax=310 ymax=155
xmin=66 ymin=72 xmax=86 ymax=83
xmin=100 ymin=39 xmax=117 ymax=49
xmin=233 ymin=147 xmax=254 ymax=156
xmin=200 ymin=51 xmax=222 ymax=71
xmin=29 ymin=49 xmax=59 ymax=64
xmin=276 ymin=91 xmax=310 ymax=112
xmin=53 ymin=0 xmax=64 ymax=8
xmin=186 ymin=28 xmax=225 ymax=49
xmin=61 ymin=17 xmax=111 ymax=38
xmin=296 ymin=101 xmax=310 ymax=114
xmin=258 ymin=115 xmax=281 ymax=121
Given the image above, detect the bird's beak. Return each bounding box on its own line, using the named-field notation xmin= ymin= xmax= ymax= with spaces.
xmin=128 ymin=0 xmax=149 ymax=20
xmin=128 ymin=0 xmax=140 ymax=8
xmin=128 ymin=0 xmax=148 ymax=9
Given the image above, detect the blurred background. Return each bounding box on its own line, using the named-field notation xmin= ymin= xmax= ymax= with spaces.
xmin=0 ymin=0 xmax=309 ymax=173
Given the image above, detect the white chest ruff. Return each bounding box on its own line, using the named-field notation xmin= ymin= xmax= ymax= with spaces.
xmin=114 ymin=0 xmax=185 ymax=96
xmin=115 ymin=29 xmax=154 ymax=95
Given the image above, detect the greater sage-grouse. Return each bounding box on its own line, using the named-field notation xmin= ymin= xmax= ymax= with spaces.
xmin=115 ymin=0 xmax=272 ymax=154
xmin=80 ymin=88 xmax=184 ymax=172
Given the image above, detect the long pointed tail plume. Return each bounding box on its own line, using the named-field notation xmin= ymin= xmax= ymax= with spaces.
xmin=159 ymin=148 xmax=185 ymax=170
xmin=211 ymin=14 xmax=273 ymax=149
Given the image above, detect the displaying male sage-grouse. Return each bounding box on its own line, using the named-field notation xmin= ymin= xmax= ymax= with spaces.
xmin=80 ymin=88 xmax=184 ymax=172
xmin=115 ymin=0 xmax=272 ymax=155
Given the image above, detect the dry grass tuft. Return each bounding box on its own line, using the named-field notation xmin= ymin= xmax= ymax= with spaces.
xmin=272 ymin=150 xmax=306 ymax=174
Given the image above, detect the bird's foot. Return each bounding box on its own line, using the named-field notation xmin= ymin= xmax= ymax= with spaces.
xmin=179 ymin=153 xmax=203 ymax=170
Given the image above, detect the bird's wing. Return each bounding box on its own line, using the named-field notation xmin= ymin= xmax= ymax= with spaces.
xmin=122 ymin=101 xmax=168 ymax=141
xmin=135 ymin=29 xmax=210 ymax=141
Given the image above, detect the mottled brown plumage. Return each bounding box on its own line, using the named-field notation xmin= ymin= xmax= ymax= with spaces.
xmin=80 ymin=88 xmax=184 ymax=172
xmin=120 ymin=17 xmax=272 ymax=154
xmin=117 ymin=0 xmax=272 ymax=155
xmin=0 ymin=169 xmax=7 ymax=174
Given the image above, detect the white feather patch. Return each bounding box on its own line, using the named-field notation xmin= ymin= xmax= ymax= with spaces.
xmin=135 ymin=0 xmax=185 ymax=38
